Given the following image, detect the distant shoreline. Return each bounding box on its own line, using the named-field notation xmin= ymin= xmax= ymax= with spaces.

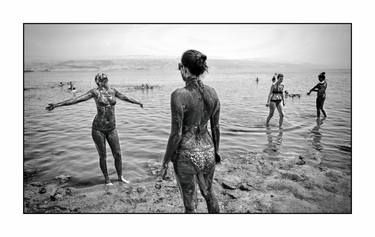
xmin=24 ymin=58 xmax=350 ymax=74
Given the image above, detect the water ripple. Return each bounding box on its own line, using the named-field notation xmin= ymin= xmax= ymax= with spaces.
xmin=24 ymin=69 xmax=351 ymax=186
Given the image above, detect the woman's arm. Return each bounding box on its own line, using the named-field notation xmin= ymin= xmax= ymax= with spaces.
xmin=46 ymin=90 xmax=94 ymax=110
xmin=282 ymin=87 xmax=285 ymax=106
xmin=161 ymin=91 xmax=184 ymax=179
xmin=210 ymin=98 xmax=221 ymax=163
xmin=114 ymin=88 xmax=143 ymax=108
xmin=307 ymin=84 xmax=319 ymax=95
xmin=266 ymin=85 xmax=273 ymax=106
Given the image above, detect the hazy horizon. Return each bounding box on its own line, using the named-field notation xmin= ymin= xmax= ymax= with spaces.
xmin=24 ymin=24 xmax=351 ymax=68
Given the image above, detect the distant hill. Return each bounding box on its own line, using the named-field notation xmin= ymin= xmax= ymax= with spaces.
xmin=24 ymin=58 xmax=348 ymax=73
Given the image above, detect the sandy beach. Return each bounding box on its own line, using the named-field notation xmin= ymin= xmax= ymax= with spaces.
xmin=24 ymin=151 xmax=351 ymax=214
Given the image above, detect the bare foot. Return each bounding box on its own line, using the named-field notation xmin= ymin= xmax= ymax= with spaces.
xmin=118 ymin=176 xmax=130 ymax=184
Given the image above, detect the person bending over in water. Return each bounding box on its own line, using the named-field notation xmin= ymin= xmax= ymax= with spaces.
xmin=266 ymin=73 xmax=285 ymax=127
xmin=161 ymin=49 xmax=221 ymax=213
xmin=46 ymin=73 xmax=143 ymax=185
xmin=307 ymin=72 xmax=327 ymax=118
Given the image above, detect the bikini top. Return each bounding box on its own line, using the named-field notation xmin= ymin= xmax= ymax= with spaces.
xmin=97 ymin=88 xmax=116 ymax=107
xmin=272 ymin=84 xmax=284 ymax=94
xmin=318 ymin=81 xmax=327 ymax=88
xmin=317 ymin=81 xmax=327 ymax=96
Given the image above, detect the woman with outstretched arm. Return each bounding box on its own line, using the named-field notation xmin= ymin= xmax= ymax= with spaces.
xmin=307 ymin=72 xmax=327 ymax=118
xmin=46 ymin=73 xmax=143 ymax=185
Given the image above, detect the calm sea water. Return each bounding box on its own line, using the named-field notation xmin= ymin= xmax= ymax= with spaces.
xmin=24 ymin=61 xmax=351 ymax=187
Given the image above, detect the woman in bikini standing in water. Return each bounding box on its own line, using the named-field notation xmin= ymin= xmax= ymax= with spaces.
xmin=46 ymin=73 xmax=143 ymax=185
xmin=161 ymin=50 xmax=221 ymax=213
xmin=307 ymin=72 xmax=327 ymax=118
xmin=266 ymin=73 xmax=285 ymax=127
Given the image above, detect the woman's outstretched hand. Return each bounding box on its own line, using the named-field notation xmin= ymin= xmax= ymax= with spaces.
xmin=160 ymin=164 xmax=168 ymax=180
xmin=46 ymin=103 xmax=56 ymax=111
xmin=139 ymin=103 xmax=144 ymax=109
xmin=307 ymin=92 xmax=311 ymax=96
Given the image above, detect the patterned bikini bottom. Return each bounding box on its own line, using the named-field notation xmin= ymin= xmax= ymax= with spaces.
xmin=177 ymin=146 xmax=215 ymax=173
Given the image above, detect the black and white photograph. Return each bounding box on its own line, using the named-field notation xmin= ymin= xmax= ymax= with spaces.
xmin=23 ymin=23 xmax=351 ymax=214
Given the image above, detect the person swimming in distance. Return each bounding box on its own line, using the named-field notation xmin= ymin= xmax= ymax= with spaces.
xmin=285 ymin=90 xmax=301 ymax=98
xmin=46 ymin=73 xmax=144 ymax=185
xmin=68 ymin=81 xmax=73 ymax=90
xmin=71 ymin=87 xmax=77 ymax=95
xmin=161 ymin=49 xmax=221 ymax=213
xmin=307 ymin=72 xmax=327 ymax=118
xmin=266 ymin=73 xmax=285 ymax=128
xmin=58 ymin=82 xmax=64 ymax=87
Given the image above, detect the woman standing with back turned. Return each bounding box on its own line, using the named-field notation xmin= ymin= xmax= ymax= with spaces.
xmin=161 ymin=50 xmax=221 ymax=213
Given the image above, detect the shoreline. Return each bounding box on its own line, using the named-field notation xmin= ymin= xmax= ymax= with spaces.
xmin=24 ymin=151 xmax=351 ymax=213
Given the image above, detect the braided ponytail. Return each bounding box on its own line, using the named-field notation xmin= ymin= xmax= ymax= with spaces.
xmin=181 ymin=50 xmax=214 ymax=113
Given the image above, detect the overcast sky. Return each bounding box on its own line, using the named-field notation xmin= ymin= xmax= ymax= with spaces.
xmin=25 ymin=24 xmax=351 ymax=68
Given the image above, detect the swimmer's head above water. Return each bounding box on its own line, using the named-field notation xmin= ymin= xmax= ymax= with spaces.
xmin=95 ymin=73 xmax=108 ymax=87
xmin=179 ymin=49 xmax=208 ymax=81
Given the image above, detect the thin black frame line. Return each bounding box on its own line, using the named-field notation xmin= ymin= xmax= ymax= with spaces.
xmin=23 ymin=23 xmax=352 ymax=214
xmin=23 ymin=22 xmax=352 ymax=25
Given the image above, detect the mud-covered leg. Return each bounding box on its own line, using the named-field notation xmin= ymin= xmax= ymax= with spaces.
xmin=173 ymin=159 xmax=198 ymax=213
xmin=266 ymin=102 xmax=276 ymax=126
xmin=320 ymin=97 xmax=327 ymax=117
xmin=92 ymin=129 xmax=111 ymax=185
xmin=106 ymin=129 xmax=129 ymax=184
xmin=276 ymin=102 xmax=284 ymax=128
xmin=197 ymin=167 xmax=220 ymax=213
xmin=316 ymin=97 xmax=321 ymax=117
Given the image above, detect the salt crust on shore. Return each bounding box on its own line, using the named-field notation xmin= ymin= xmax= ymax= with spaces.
xmin=24 ymin=151 xmax=351 ymax=213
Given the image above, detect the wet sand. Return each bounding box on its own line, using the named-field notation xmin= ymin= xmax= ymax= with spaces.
xmin=24 ymin=151 xmax=351 ymax=213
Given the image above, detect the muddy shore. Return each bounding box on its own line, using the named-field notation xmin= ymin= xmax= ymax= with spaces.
xmin=24 ymin=151 xmax=351 ymax=213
